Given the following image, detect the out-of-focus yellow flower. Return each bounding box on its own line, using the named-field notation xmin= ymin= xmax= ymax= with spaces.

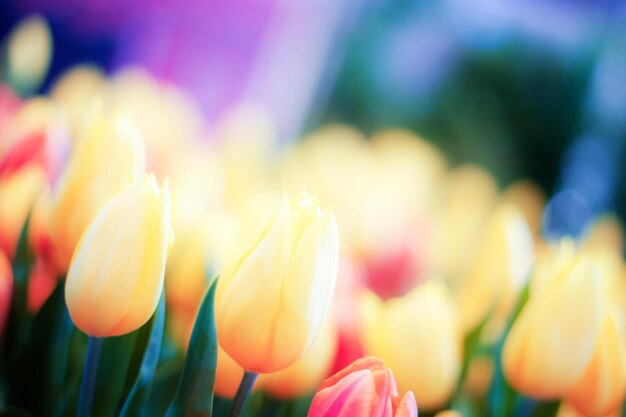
xmin=51 ymin=65 xmax=105 ymax=141
xmin=501 ymin=180 xmax=546 ymax=236
xmin=5 ymin=15 xmax=52 ymax=94
xmin=455 ymin=203 xmax=533 ymax=333
xmin=215 ymin=345 xmax=247 ymax=399
xmin=259 ymin=321 xmax=337 ymax=398
xmin=49 ymin=111 xmax=146 ymax=270
xmin=502 ymin=254 xmax=604 ymax=398
xmin=583 ymin=215 xmax=624 ymax=254
xmin=165 ymin=222 xmax=213 ymax=314
xmin=216 ymin=191 xmax=339 ymax=373
xmin=565 ymin=305 xmax=626 ymax=417
xmin=0 ymin=163 xmax=47 ymax=258
xmin=361 ymin=280 xmax=462 ymax=411
xmin=0 ymin=249 xmax=13 ymax=337
xmin=65 ymin=175 xmax=170 ymax=337
xmin=434 ymin=165 xmax=498 ymax=282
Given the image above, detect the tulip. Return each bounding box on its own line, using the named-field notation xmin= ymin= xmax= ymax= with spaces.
xmin=0 ymin=249 xmax=13 ymax=337
xmin=455 ymin=203 xmax=533 ymax=333
xmin=565 ymin=305 xmax=626 ymax=417
xmin=307 ymin=356 xmax=417 ymax=417
xmin=260 ymin=321 xmax=337 ymax=398
xmin=215 ymin=191 xmax=339 ymax=373
xmin=49 ymin=111 xmax=146 ymax=270
xmin=0 ymin=163 xmax=47 ymax=258
xmin=361 ymin=280 xmax=462 ymax=411
xmin=5 ymin=15 xmax=52 ymax=94
xmin=502 ymin=256 xmax=604 ymax=398
xmin=65 ymin=174 xmax=170 ymax=337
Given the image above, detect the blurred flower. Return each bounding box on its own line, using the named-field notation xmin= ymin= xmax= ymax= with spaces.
xmin=0 ymin=163 xmax=47 ymax=258
xmin=454 ymin=203 xmax=534 ymax=334
xmin=216 ymin=191 xmax=339 ymax=373
xmin=361 ymin=280 xmax=462 ymax=411
xmin=582 ymin=214 xmax=624 ymax=254
xmin=501 ymin=180 xmax=546 ymax=236
xmin=565 ymin=305 xmax=626 ymax=417
xmin=4 ymin=15 xmax=52 ymax=95
xmin=0 ymin=249 xmax=13 ymax=337
xmin=307 ymin=356 xmax=417 ymax=417
xmin=215 ymin=345 xmax=247 ymax=399
xmin=434 ymin=164 xmax=498 ymax=282
xmin=50 ymin=65 xmax=106 ymax=141
xmin=502 ymin=248 xmax=604 ymax=398
xmin=49 ymin=109 xmax=146 ymax=270
xmin=65 ymin=175 xmax=171 ymax=337
xmin=27 ymin=257 xmax=56 ymax=314
xmin=260 ymin=321 xmax=337 ymax=398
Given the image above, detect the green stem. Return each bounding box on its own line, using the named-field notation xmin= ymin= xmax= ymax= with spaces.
xmin=228 ymin=371 xmax=258 ymax=417
xmin=77 ymin=336 xmax=103 ymax=417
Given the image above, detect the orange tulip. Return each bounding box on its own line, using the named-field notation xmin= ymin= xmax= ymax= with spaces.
xmin=307 ymin=356 xmax=417 ymax=417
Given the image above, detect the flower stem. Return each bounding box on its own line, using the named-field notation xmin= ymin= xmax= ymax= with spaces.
xmin=228 ymin=371 xmax=258 ymax=417
xmin=77 ymin=336 xmax=104 ymax=417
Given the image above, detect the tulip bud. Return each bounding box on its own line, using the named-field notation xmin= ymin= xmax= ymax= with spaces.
xmin=259 ymin=321 xmax=337 ymax=398
xmin=65 ymin=175 xmax=170 ymax=337
xmin=565 ymin=306 xmax=626 ymax=417
xmin=361 ymin=280 xmax=462 ymax=411
xmin=50 ymin=112 xmax=146 ymax=270
xmin=502 ymin=257 xmax=604 ymax=398
xmin=0 ymin=250 xmax=13 ymax=337
xmin=455 ymin=204 xmax=533 ymax=333
xmin=216 ymin=191 xmax=339 ymax=373
xmin=307 ymin=356 xmax=417 ymax=417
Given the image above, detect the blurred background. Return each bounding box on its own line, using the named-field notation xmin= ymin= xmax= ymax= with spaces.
xmin=2 ymin=0 xmax=626 ymax=243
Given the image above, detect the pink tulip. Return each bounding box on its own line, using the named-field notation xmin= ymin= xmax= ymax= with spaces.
xmin=308 ymin=357 xmax=418 ymax=417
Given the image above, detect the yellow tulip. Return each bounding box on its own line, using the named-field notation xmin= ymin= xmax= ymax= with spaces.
xmin=49 ymin=111 xmax=146 ymax=270
xmin=502 ymin=256 xmax=604 ymax=398
xmin=361 ymin=280 xmax=462 ymax=411
xmin=215 ymin=191 xmax=339 ymax=373
xmin=0 ymin=163 xmax=47 ymax=258
xmin=259 ymin=321 xmax=337 ymax=398
xmin=455 ymin=203 xmax=533 ymax=333
xmin=65 ymin=174 xmax=170 ymax=337
xmin=566 ymin=305 xmax=626 ymax=417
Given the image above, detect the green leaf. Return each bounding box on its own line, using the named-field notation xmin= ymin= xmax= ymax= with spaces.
xmin=527 ymin=400 xmax=560 ymax=417
xmin=165 ymin=279 xmax=218 ymax=417
xmin=5 ymin=281 xmax=72 ymax=415
xmin=118 ymin=294 xmax=166 ymax=417
xmin=91 ymin=332 xmax=138 ymax=417
xmin=3 ymin=214 xmax=35 ymax=363
xmin=487 ymin=283 xmax=530 ymax=417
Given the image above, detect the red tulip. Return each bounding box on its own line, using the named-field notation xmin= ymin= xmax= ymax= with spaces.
xmin=308 ymin=357 xmax=417 ymax=417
